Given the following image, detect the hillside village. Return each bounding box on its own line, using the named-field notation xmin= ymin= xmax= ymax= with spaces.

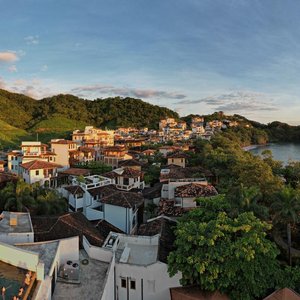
xmin=1 ymin=112 xmax=299 ymax=300
xmin=0 ymin=115 xmax=223 ymax=299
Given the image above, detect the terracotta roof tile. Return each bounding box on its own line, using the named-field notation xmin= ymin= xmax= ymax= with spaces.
xmin=20 ymin=160 xmax=62 ymax=170
xmin=64 ymin=185 xmax=85 ymax=195
xmin=175 ymin=183 xmax=218 ymax=198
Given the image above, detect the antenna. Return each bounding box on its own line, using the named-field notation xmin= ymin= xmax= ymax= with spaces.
xmin=36 ymin=133 xmax=39 ymax=141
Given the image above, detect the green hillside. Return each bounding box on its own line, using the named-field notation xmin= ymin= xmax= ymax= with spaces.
xmin=0 ymin=119 xmax=30 ymax=148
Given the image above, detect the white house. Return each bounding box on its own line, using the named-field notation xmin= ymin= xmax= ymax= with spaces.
xmin=82 ymin=215 xmax=181 ymax=300
xmin=61 ymin=175 xmax=144 ymax=233
xmin=20 ymin=160 xmax=62 ymax=186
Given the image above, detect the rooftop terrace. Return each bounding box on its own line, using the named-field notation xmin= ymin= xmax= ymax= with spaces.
xmin=0 ymin=211 xmax=33 ymax=234
xmin=53 ymin=250 xmax=109 ymax=300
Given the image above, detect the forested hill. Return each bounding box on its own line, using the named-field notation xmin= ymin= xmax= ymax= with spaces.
xmin=0 ymin=89 xmax=179 ymax=147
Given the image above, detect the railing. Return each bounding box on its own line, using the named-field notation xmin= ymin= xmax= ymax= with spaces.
xmin=169 ymin=178 xmax=206 ymax=182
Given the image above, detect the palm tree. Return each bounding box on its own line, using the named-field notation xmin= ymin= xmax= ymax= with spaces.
xmin=36 ymin=189 xmax=67 ymax=215
xmin=228 ymin=183 xmax=269 ymax=219
xmin=271 ymin=186 xmax=300 ymax=265
xmin=0 ymin=180 xmax=35 ymax=212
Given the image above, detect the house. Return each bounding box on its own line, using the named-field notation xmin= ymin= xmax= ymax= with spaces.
xmin=50 ymin=139 xmax=78 ymax=169
xmin=173 ymin=182 xmax=218 ymax=208
xmin=0 ymin=160 xmax=5 ymax=171
xmin=90 ymin=185 xmax=144 ymax=234
xmin=101 ymin=145 xmax=133 ymax=168
xmin=72 ymin=126 xmax=114 ymax=147
xmin=69 ymin=146 xmax=96 ymax=166
xmin=158 ymin=146 xmax=180 ymax=157
xmin=118 ymin=159 xmax=144 ymax=171
xmin=142 ymin=149 xmax=156 ymax=156
xmin=167 ymin=152 xmax=189 ymax=168
xmin=61 ymin=175 xmax=144 ymax=233
xmin=7 ymin=141 xmax=57 ymax=175
xmin=20 ymin=160 xmax=62 ymax=186
xmin=57 ymin=167 xmax=91 ymax=185
xmin=92 ymin=215 xmax=181 ymax=300
xmin=104 ymin=167 xmax=145 ymax=191
xmin=159 ymin=164 xmax=214 ymax=183
xmin=0 ymin=171 xmax=18 ymax=188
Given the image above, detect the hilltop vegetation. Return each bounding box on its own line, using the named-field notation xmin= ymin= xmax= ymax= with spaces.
xmin=0 ymin=89 xmax=179 ymax=147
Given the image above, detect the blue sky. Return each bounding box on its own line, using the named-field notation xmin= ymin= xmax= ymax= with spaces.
xmin=1 ymin=0 xmax=300 ymax=124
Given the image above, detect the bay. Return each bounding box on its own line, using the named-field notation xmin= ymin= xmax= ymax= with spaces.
xmin=250 ymin=143 xmax=300 ymax=164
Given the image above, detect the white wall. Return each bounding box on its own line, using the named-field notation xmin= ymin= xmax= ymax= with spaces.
xmin=104 ymin=204 xmax=131 ymax=233
xmin=0 ymin=232 xmax=34 ymax=245
xmin=0 ymin=242 xmax=40 ymax=271
xmin=82 ymin=236 xmax=112 ymax=263
xmin=116 ymin=262 xmax=181 ymax=300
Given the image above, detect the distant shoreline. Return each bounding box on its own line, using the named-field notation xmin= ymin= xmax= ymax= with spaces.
xmin=242 ymin=144 xmax=269 ymax=151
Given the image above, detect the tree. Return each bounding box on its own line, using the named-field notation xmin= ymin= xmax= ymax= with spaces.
xmin=226 ymin=183 xmax=269 ymax=220
xmin=0 ymin=179 xmax=35 ymax=212
xmin=35 ymin=189 xmax=67 ymax=215
xmin=168 ymin=210 xmax=280 ymax=300
xmin=271 ymin=186 xmax=300 ymax=265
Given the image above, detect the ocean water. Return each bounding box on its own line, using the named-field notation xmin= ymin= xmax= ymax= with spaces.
xmin=250 ymin=143 xmax=300 ymax=164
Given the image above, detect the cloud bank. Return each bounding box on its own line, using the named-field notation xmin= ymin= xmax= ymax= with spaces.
xmin=71 ymin=84 xmax=186 ymax=100
xmin=176 ymin=91 xmax=278 ymax=112
xmin=0 ymin=52 xmax=18 ymax=62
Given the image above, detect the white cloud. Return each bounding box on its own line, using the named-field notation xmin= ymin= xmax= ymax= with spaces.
xmin=0 ymin=52 xmax=18 ymax=62
xmin=24 ymin=35 xmax=39 ymax=45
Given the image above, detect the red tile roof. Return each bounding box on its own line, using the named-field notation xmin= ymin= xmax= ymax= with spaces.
xmin=263 ymin=288 xmax=300 ymax=300
xmin=20 ymin=160 xmax=62 ymax=170
xmin=175 ymin=183 xmax=218 ymax=198
xmin=50 ymin=139 xmax=76 ymax=144
xmin=58 ymin=168 xmax=90 ymax=176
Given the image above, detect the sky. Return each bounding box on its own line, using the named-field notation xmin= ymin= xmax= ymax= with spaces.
xmin=1 ymin=0 xmax=300 ymax=124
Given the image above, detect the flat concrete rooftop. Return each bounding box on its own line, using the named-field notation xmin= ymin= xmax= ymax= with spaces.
xmin=53 ymin=250 xmax=109 ymax=300
xmin=17 ymin=241 xmax=59 ymax=276
xmin=115 ymin=241 xmax=158 ymax=266
xmin=0 ymin=211 xmax=33 ymax=233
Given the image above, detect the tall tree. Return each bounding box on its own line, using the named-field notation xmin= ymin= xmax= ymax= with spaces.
xmin=271 ymin=186 xmax=300 ymax=265
xmin=168 ymin=210 xmax=280 ymax=300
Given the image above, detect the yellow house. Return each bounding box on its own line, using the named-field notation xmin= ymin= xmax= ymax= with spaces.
xmin=50 ymin=139 xmax=77 ymax=168
xmin=167 ymin=152 xmax=189 ymax=168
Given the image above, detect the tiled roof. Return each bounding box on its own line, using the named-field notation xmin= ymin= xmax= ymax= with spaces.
xmin=158 ymin=199 xmax=185 ymax=217
xmin=160 ymin=165 xmax=213 ymax=181
xmin=31 ymin=212 xmax=105 ymax=246
xmin=64 ymin=185 xmax=85 ymax=195
xmin=138 ymin=216 xmax=177 ymax=263
xmin=118 ymin=159 xmax=144 ymax=167
xmin=20 ymin=160 xmax=62 ymax=170
xmin=167 ymin=151 xmax=189 ymax=159
xmin=93 ymin=219 xmax=124 ymax=237
xmin=263 ymin=288 xmax=300 ymax=300
xmin=175 ymin=183 xmax=218 ymax=198
xmin=104 ymin=167 xmax=143 ymax=179
xmin=170 ymin=287 xmax=230 ymax=300
xmin=50 ymin=139 xmax=76 ymax=144
xmin=101 ymin=190 xmax=144 ymax=209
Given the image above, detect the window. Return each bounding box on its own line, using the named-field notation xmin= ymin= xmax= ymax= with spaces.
xmin=130 ymin=280 xmax=136 ymax=290
xmin=123 ymin=178 xmax=129 ymax=185
xmin=121 ymin=278 xmax=126 ymax=288
xmin=36 ymin=170 xmax=39 ymax=176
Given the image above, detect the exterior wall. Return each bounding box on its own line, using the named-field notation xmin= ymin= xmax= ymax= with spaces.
xmin=104 ymin=204 xmax=133 ymax=233
xmin=83 ymin=236 xmax=112 ymax=263
xmin=101 ymin=255 xmax=116 ymax=300
xmin=167 ymin=158 xmax=186 ymax=168
xmin=0 ymin=241 xmax=40 ymax=272
xmin=0 ymin=232 xmax=34 ymax=245
xmin=174 ymin=197 xmax=197 ymax=208
xmin=50 ymin=143 xmax=70 ymax=167
xmin=116 ymin=262 xmax=181 ymax=300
